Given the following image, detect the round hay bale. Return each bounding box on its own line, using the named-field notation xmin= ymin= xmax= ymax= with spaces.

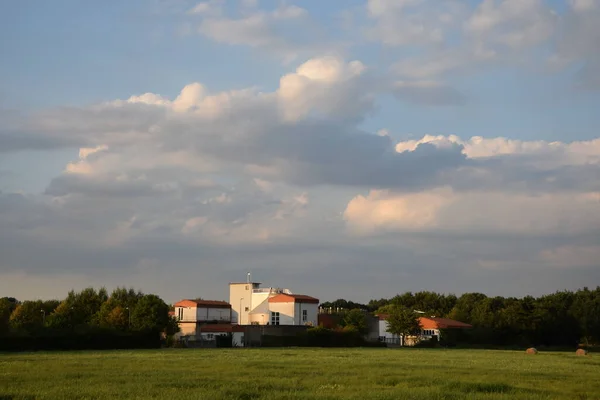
xmin=525 ymin=347 xmax=538 ymax=355
xmin=576 ymin=348 xmax=589 ymax=356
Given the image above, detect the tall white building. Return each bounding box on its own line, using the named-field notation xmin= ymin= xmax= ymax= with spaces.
xmin=229 ymin=273 xmax=319 ymax=326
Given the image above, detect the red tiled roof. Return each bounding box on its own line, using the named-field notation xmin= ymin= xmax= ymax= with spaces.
xmin=174 ymin=299 xmax=231 ymax=308
xmin=377 ymin=314 xmax=472 ymax=329
xmin=420 ymin=317 xmax=472 ymax=329
xmin=198 ymin=324 xmax=245 ymax=333
xmin=268 ymin=294 xmax=319 ymax=304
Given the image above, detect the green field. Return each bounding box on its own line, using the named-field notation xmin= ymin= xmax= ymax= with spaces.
xmin=1 ymin=348 xmax=599 ymax=399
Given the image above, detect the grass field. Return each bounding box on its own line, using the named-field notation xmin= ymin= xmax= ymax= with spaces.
xmin=1 ymin=348 xmax=599 ymax=400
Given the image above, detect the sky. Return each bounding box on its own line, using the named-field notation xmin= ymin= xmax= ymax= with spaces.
xmin=1 ymin=0 xmax=599 ymax=304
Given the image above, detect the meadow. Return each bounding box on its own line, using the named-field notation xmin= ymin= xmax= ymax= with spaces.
xmin=1 ymin=348 xmax=599 ymax=400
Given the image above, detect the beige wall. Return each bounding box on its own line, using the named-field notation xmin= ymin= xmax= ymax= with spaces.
xmin=229 ymin=283 xmax=255 ymax=325
xmin=175 ymin=306 xmax=197 ymax=322
xmin=249 ymin=313 xmax=269 ymax=325
xmin=176 ymin=323 xmax=198 ymax=337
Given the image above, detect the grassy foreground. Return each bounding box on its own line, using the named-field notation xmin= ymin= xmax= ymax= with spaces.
xmin=1 ymin=348 xmax=599 ymax=399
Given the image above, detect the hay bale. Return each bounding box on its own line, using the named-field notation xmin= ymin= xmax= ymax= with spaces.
xmin=525 ymin=347 xmax=538 ymax=355
xmin=575 ymin=348 xmax=589 ymax=356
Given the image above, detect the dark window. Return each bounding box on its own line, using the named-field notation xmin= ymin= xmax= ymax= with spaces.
xmin=271 ymin=312 xmax=280 ymax=325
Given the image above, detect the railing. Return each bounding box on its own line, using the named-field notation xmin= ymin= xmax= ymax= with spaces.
xmin=177 ymin=317 xmax=231 ymax=322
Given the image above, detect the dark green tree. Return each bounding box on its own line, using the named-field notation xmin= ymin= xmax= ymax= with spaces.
xmin=131 ymin=294 xmax=171 ymax=333
xmin=341 ymin=309 xmax=369 ymax=335
xmin=0 ymin=297 xmax=19 ymax=335
xmin=385 ymin=306 xmax=421 ymax=345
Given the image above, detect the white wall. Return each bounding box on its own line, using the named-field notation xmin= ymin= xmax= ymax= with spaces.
xmin=379 ymin=320 xmax=400 ymax=340
xmin=266 ymin=302 xmax=318 ymax=325
xmin=176 ymin=306 xmax=197 ymax=322
xmin=233 ymin=332 xmax=244 ymax=347
xmin=268 ymin=302 xmax=295 ymax=325
xmin=295 ymin=303 xmax=318 ymax=326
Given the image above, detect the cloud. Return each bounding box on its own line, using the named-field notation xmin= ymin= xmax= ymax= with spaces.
xmin=364 ymin=0 xmax=465 ymax=46
xmin=552 ymin=0 xmax=600 ymax=89
xmin=393 ymin=81 xmax=466 ymax=106
xmin=367 ymin=0 xmax=600 ymax=92
xmin=344 ymin=134 xmax=600 ymax=246
xmin=344 ymin=188 xmax=600 ymax=236
xmin=185 ymin=2 xmax=331 ymax=62
xmin=465 ymin=0 xmax=557 ymax=50
xmin=1 ymin=57 xmax=472 ymax=191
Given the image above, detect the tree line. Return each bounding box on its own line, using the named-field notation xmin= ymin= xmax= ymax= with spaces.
xmin=321 ymin=287 xmax=600 ymax=346
xmin=0 ymin=287 xmax=179 ymax=350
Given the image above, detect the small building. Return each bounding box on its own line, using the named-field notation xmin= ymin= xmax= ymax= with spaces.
xmin=196 ymin=324 xmax=246 ymax=347
xmin=229 ymin=274 xmax=319 ymax=326
xmin=173 ymin=299 xmax=232 ymax=337
xmin=378 ymin=315 xmax=472 ymax=346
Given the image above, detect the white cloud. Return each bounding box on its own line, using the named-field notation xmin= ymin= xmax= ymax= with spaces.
xmin=345 ymin=188 xmax=600 ymax=236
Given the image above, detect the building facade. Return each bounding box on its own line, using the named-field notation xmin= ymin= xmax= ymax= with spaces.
xmin=229 ymin=275 xmax=319 ymax=326
xmin=174 ymin=299 xmax=232 ymax=337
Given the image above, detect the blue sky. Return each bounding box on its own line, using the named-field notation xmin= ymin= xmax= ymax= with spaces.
xmin=1 ymin=0 xmax=599 ymax=302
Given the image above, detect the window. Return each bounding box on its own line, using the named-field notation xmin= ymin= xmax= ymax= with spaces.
xmin=302 ymin=309 xmax=308 ymax=322
xmin=422 ymin=329 xmax=435 ymax=336
xmin=245 ymin=307 xmax=249 ymax=312
xmin=271 ymin=311 xmax=280 ymax=325
xmin=177 ymin=308 xmax=183 ymax=320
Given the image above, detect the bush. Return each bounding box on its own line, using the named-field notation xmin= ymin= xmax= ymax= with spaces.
xmin=0 ymin=328 xmax=161 ymax=352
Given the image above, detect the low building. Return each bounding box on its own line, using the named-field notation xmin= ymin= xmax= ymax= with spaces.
xmin=378 ymin=315 xmax=472 ymax=346
xmin=174 ymin=299 xmax=232 ymax=337
xmin=196 ymin=324 xmax=246 ymax=347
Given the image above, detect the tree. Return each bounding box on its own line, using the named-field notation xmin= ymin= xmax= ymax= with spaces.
xmin=93 ymin=287 xmax=143 ymax=329
xmin=385 ymin=306 xmax=421 ymax=345
xmin=320 ymin=299 xmax=368 ymax=312
xmin=47 ymin=288 xmax=108 ymax=329
xmin=341 ymin=309 xmax=368 ymax=335
xmin=0 ymin=297 xmax=18 ymax=335
xmin=9 ymin=300 xmax=45 ymax=332
xmin=131 ymin=294 xmax=170 ymax=333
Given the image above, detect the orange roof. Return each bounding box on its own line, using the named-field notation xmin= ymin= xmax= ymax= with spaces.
xmin=420 ymin=317 xmax=472 ymax=329
xmin=377 ymin=314 xmax=472 ymax=329
xmin=174 ymin=299 xmax=231 ymax=308
xmin=198 ymin=324 xmax=245 ymax=333
xmin=268 ymin=294 xmax=319 ymax=304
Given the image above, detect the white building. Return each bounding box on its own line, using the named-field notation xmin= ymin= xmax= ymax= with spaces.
xmin=229 ymin=275 xmax=319 ymax=326
xmin=173 ymin=299 xmax=232 ymax=337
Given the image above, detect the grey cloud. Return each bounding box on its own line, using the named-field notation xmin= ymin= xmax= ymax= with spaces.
xmin=446 ymin=155 xmax=600 ymax=193
xmin=45 ymin=175 xmax=163 ymax=198
xmin=393 ymin=83 xmax=467 ymax=106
